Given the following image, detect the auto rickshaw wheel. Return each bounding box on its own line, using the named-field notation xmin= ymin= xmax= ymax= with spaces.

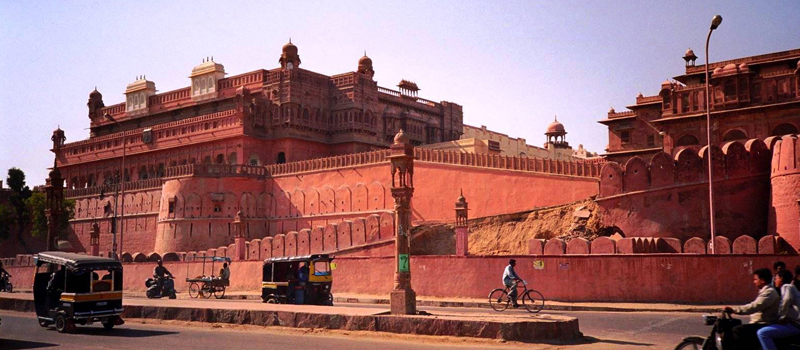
xmin=102 ymin=321 xmax=115 ymax=330
xmin=55 ymin=314 xmax=70 ymax=333
xmin=38 ymin=319 xmax=51 ymax=327
xmin=265 ymin=296 xmax=278 ymax=304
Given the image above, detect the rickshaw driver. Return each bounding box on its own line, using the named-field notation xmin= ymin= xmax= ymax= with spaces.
xmin=153 ymin=260 xmax=173 ymax=290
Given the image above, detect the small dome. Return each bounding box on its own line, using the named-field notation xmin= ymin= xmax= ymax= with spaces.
xmin=546 ymin=117 xmax=566 ymax=135
xmin=637 ymin=92 xmax=643 ymax=98
xmin=394 ymin=129 xmax=409 ymax=144
xmin=89 ymin=87 xmax=102 ymax=100
xmin=609 ymin=107 xmax=616 ymax=114
xmin=684 ymin=48 xmax=696 ymax=58
xmin=723 ymin=63 xmax=737 ymax=70
xmin=283 ymin=39 xmax=298 ymax=54
xmin=661 ymin=80 xmax=671 ymax=86
xmin=713 ymin=67 xmax=723 ymax=75
xmin=359 ymin=54 xmax=372 ymax=66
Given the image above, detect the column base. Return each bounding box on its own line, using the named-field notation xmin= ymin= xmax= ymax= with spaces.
xmin=390 ymin=288 xmax=417 ymax=315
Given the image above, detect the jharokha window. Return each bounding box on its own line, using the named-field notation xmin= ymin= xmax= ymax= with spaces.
xmin=620 ymin=131 xmax=631 ymax=144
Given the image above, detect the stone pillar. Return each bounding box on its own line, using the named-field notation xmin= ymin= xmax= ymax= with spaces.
xmin=90 ymin=222 xmax=100 ymax=256
xmin=233 ymin=210 xmax=247 ymax=261
xmin=389 ymin=130 xmax=416 ymax=315
xmin=45 ymin=160 xmax=64 ymax=252
xmin=454 ymin=191 xmax=469 ymax=256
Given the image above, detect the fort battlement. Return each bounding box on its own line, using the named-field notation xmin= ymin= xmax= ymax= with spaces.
xmin=769 ymin=134 xmax=800 ymax=248
xmin=596 ymin=138 xmax=772 ymax=241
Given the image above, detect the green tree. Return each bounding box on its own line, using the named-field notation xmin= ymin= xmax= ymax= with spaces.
xmin=26 ymin=192 xmax=75 ymax=239
xmin=6 ymin=168 xmax=32 ymax=249
xmin=0 ymin=204 xmax=13 ymax=240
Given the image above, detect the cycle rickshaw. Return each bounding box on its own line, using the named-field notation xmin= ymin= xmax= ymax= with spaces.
xmin=185 ymin=256 xmax=231 ymax=299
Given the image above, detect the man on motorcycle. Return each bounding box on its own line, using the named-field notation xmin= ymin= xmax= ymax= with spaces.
xmin=0 ymin=261 xmax=10 ymax=291
xmin=724 ymin=268 xmax=780 ymax=350
xmin=153 ymin=260 xmax=173 ymax=290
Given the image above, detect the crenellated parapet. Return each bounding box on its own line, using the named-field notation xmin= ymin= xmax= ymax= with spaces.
xmin=528 ymin=235 xmax=794 ymax=255
xmin=769 ymin=134 xmax=800 ymax=249
xmin=599 ymin=138 xmax=770 ymax=198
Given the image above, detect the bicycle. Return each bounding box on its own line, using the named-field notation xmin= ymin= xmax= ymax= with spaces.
xmin=488 ymin=280 xmax=545 ymax=313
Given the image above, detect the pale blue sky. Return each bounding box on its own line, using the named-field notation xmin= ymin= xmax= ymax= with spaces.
xmin=1 ymin=1 xmax=798 ymax=185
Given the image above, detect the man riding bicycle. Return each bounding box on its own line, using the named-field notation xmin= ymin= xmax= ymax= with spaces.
xmin=502 ymin=259 xmax=523 ymax=308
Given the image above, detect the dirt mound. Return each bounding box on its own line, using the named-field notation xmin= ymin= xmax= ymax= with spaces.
xmin=467 ymin=197 xmax=603 ymax=255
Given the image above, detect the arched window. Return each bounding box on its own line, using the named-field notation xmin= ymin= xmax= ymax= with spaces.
xmin=227 ymin=152 xmax=237 ymax=165
xmin=249 ymin=154 xmax=260 ymax=166
xmin=276 ymin=152 xmax=286 ymax=164
xmin=772 ymin=123 xmax=799 ymax=137
xmin=138 ymin=166 xmax=148 ymax=180
xmin=157 ymin=163 xmax=165 ymax=177
xmin=215 ymin=154 xmax=225 ymax=164
xmin=203 ymin=156 xmax=212 ymax=164
xmin=303 ymin=108 xmax=310 ymax=120
xmin=722 ymin=129 xmax=748 ymax=142
xmin=675 ymin=134 xmax=700 ymax=147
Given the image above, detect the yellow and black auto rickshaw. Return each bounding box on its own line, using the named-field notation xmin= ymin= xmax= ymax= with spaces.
xmin=33 ymin=252 xmax=124 ymax=333
xmin=261 ymin=254 xmax=333 ymax=306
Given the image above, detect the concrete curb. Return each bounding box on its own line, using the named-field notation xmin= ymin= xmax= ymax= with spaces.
xmin=0 ymin=297 xmax=581 ymax=342
xmin=188 ymin=294 xmax=721 ymax=313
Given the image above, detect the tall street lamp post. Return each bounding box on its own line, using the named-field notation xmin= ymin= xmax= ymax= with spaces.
xmin=705 ymin=15 xmax=722 ymax=254
xmin=105 ymin=113 xmax=127 ymax=259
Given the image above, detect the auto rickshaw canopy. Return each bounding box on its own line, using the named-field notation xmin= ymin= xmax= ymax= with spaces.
xmin=263 ymin=254 xmax=333 ymax=265
xmin=34 ymin=252 xmax=122 ymax=272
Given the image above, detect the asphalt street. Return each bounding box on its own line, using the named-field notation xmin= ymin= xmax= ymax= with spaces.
xmin=0 ymin=303 xmax=717 ymax=350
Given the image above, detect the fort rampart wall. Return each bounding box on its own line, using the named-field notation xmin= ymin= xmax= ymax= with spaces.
xmin=59 ymin=148 xmax=601 ymax=255
xmin=596 ymin=139 xmax=772 ymax=241
xmin=6 ymin=253 xmax=798 ymax=304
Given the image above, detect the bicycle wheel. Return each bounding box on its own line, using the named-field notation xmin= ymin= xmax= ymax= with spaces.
xmin=201 ymin=283 xmax=212 ymax=299
xmin=488 ymin=288 xmax=511 ymax=311
xmin=522 ymin=290 xmax=545 ymax=313
xmin=214 ymin=285 xmax=226 ymax=299
xmin=188 ymin=282 xmax=200 ymax=298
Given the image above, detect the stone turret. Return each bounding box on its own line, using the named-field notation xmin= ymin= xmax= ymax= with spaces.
xmin=769 ymin=134 xmax=800 ymax=250
xmin=279 ymin=39 xmax=301 ymax=70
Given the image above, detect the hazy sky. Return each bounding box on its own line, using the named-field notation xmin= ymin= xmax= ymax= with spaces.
xmin=1 ymin=1 xmax=798 ymax=186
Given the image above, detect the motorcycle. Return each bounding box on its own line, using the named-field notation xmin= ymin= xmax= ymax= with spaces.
xmin=0 ymin=274 xmax=12 ymax=293
xmin=145 ymin=276 xmax=176 ymax=299
xmin=675 ymin=312 xmax=800 ymax=350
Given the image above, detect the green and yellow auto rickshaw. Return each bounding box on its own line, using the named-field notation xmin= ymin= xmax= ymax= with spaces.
xmin=261 ymin=254 xmax=333 ymax=305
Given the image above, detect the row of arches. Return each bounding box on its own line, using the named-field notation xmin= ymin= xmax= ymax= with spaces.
xmin=674 ymin=122 xmax=798 ymax=147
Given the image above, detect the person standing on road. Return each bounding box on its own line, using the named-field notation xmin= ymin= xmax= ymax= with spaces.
xmin=502 ymin=259 xmax=523 ymax=308
xmin=724 ymin=268 xmax=780 ymax=350
xmin=757 ymin=269 xmax=800 ymax=350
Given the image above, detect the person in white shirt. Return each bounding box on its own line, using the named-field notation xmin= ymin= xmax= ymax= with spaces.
xmin=757 ymin=269 xmax=800 ymax=350
xmin=502 ymin=259 xmax=523 ymax=308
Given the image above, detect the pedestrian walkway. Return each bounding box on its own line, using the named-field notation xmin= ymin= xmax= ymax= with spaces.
xmin=0 ymin=292 xmax=581 ymax=342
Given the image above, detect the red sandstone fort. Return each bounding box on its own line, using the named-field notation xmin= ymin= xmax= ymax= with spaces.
xmin=3 ymin=42 xmax=799 ymax=264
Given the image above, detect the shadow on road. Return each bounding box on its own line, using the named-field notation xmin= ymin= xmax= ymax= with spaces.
xmin=0 ymin=338 xmax=59 ymax=350
xmin=528 ymin=336 xmax=654 ymax=347
xmin=44 ymin=327 xmax=179 ymax=338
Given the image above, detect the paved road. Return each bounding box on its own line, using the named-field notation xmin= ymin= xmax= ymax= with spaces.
xmin=0 ymin=305 xmax=715 ymax=350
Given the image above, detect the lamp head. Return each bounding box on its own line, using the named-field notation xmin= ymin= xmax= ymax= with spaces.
xmin=710 ymin=15 xmax=723 ymax=30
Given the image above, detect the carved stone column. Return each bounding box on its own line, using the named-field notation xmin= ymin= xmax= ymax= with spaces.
xmin=388 ymin=130 xmax=416 ymax=315
xmin=90 ymin=222 xmax=100 ymax=256
xmin=454 ymin=191 xmax=469 ymax=257
xmin=233 ymin=210 xmax=247 ymax=261
xmin=45 ymin=161 xmax=64 ymax=252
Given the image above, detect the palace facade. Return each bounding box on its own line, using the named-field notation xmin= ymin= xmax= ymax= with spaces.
xmin=600 ymin=48 xmax=800 ymax=164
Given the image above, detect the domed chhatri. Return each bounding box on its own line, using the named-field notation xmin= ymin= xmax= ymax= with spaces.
xmin=394 ymin=129 xmax=410 ymax=144
xmin=89 ymin=87 xmax=102 ymax=100
xmin=279 ymin=38 xmax=301 ymax=70
xmin=546 ymin=116 xmax=566 ymax=136
xmin=358 ymin=51 xmax=374 ymax=75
